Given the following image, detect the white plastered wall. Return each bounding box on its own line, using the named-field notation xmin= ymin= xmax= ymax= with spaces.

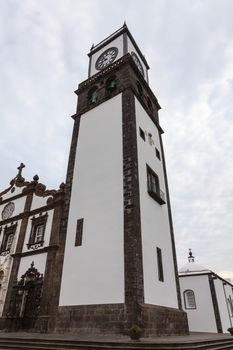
xmin=31 ymin=194 xmax=50 ymax=211
xmin=1 ymin=186 xmax=24 ymax=201
xmin=223 ymin=282 xmax=233 ymax=329
xmin=135 ymin=97 xmax=178 ymax=308
xmin=179 ymin=274 xmax=217 ymax=333
xmin=90 ymin=36 xmax=123 ymax=77
xmin=59 ymin=94 xmax=124 ymax=306
xmin=214 ymin=278 xmax=232 ymax=332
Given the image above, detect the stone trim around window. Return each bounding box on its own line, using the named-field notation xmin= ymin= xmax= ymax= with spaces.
xmin=146 ymin=164 xmax=165 ymax=205
xmin=156 ymin=247 xmax=164 ymax=282
xmin=183 ymin=289 xmax=196 ymax=309
xmin=27 ymin=213 xmax=48 ymax=250
xmin=75 ymin=218 xmax=84 ymax=247
xmin=0 ymin=223 xmax=17 ymax=255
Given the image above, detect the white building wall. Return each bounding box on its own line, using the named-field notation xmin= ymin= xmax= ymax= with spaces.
xmin=31 ymin=194 xmax=50 ymax=211
xmin=1 ymin=185 xmax=23 ymax=201
xmin=214 ymin=278 xmax=232 ymax=332
xmin=179 ymin=275 xmax=217 ymax=333
xmin=224 ymin=283 xmax=233 ymax=329
xmin=90 ymin=36 xmax=123 ymax=77
xmin=135 ymin=98 xmax=178 ymax=308
xmin=59 ymin=94 xmax=124 ymax=306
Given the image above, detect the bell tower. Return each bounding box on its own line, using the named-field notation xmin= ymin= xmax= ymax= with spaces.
xmin=56 ymin=24 xmax=188 ymax=336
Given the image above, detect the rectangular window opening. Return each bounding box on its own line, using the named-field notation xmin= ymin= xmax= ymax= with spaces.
xmin=34 ymin=224 xmax=45 ymax=243
xmin=156 ymin=247 xmax=164 ymax=282
xmin=0 ymin=224 xmax=17 ymax=254
xmin=75 ymin=218 xmax=84 ymax=247
xmin=147 ymin=164 xmax=165 ymax=205
xmin=139 ymin=127 xmax=145 ymax=141
xmin=27 ymin=214 xmax=48 ymax=250
xmin=5 ymin=233 xmax=14 ymax=251
xmin=155 ymin=147 xmax=161 ymax=160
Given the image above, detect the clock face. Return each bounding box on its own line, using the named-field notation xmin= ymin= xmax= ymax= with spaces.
xmin=1 ymin=202 xmax=15 ymax=220
xmin=131 ymin=52 xmax=144 ymax=77
xmin=95 ymin=47 xmax=118 ymax=70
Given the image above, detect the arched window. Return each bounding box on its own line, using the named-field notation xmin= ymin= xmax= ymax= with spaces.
xmin=106 ymin=76 xmax=117 ymax=92
xmin=184 ymin=289 xmax=196 ymax=309
xmin=88 ymin=87 xmax=98 ymax=103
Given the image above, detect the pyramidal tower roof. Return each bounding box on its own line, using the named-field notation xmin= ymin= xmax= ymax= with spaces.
xmin=179 ymin=249 xmax=211 ymax=275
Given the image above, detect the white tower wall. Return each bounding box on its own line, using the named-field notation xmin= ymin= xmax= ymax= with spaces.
xmin=59 ymin=94 xmax=124 ymax=306
xmin=135 ymin=98 xmax=178 ymax=308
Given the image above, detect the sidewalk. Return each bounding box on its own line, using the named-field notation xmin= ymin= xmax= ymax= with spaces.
xmin=0 ymin=331 xmax=231 ymax=344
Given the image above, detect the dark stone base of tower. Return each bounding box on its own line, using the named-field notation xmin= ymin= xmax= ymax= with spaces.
xmin=53 ymin=304 xmax=188 ymax=337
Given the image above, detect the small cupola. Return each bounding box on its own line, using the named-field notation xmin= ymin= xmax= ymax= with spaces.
xmin=179 ymin=249 xmax=210 ymax=274
xmin=188 ymin=249 xmax=195 ymax=263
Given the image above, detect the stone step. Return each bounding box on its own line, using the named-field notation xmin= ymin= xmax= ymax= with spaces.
xmin=0 ymin=336 xmax=232 ymax=350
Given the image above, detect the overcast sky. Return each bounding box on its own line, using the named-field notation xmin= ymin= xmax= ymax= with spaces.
xmin=1 ymin=0 xmax=233 ymax=279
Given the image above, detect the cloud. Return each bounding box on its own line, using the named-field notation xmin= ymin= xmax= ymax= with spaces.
xmin=0 ymin=0 xmax=233 ymax=279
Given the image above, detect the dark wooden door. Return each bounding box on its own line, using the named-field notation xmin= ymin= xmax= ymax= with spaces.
xmin=7 ymin=262 xmax=43 ymax=331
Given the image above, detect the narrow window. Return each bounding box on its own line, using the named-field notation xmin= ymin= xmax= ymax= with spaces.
xmin=146 ymin=164 xmax=165 ymax=204
xmin=75 ymin=218 xmax=84 ymax=246
xmin=156 ymin=247 xmax=164 ymax=282
xmin=34 ymin=224 xmax=45 ymax=243
xmin=184 ymin=290 xmax=196 ymax=309
xmin=139 ymin=127 xmax=145 ymax=141
xmin=5 ymin=233 xmax=14 ymax=251
xmin=27 ymin=214 xmax=48 ymax=250
xmin=0 ymin=224 xmax=17 ymax=254
xmin=155 ymin=147 xmax=161 ymax=160
xmin=0 ymin=270 xmax=4 ymax=289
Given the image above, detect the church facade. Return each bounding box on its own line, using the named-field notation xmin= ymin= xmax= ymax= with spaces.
xmin=179 ymin=251 xmax=233 ymax=334
xmin=0 ymin=25 xmax=188 ymax=336
xmin=0 ymin=164 xmax=65 ymax=332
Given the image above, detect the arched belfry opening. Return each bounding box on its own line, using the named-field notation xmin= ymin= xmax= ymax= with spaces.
xmin=6 ymin=262 xmax=43 ymax=331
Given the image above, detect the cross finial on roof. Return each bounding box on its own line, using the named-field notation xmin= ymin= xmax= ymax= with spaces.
xmin=188 ymin=249 xmax=195 ymax=263
xmin=17 ymin=163 xmax=25 ymax=177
